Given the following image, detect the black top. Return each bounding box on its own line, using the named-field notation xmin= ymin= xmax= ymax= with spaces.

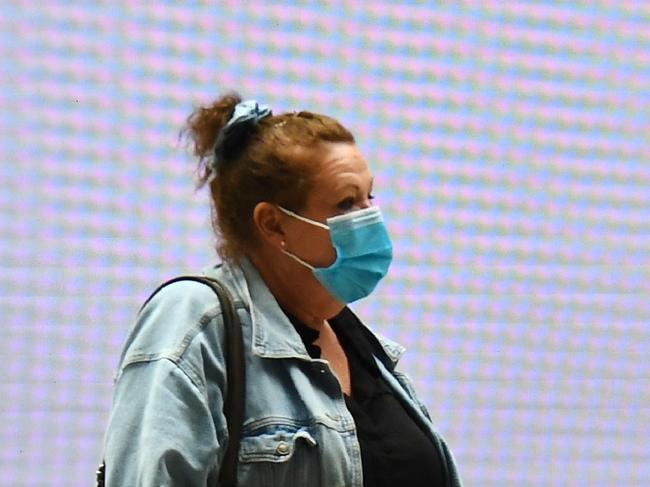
xmin=284 ymin=307 xmax=446 ymax=487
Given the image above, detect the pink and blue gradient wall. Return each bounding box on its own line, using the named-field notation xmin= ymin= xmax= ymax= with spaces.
xmin=2 ymin=2 xmax=649 ymax=486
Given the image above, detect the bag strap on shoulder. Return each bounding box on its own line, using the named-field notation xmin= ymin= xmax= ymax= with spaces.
xmin=97 ymin=275 xmax=246 ymax=487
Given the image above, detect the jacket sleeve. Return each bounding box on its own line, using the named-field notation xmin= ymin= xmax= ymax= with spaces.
xmin=102 ymin=281 xmax=229 ymax=486
xmin=104 ymin=358 xmax=223 ymax=486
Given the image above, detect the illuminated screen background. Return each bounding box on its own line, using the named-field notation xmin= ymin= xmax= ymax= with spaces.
xmin=2 ymin=2 xmax=649 ymax=486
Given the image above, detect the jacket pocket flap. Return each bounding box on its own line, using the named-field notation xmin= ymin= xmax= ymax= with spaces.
xmin=239 ymin=428 xmax=318 ymax=463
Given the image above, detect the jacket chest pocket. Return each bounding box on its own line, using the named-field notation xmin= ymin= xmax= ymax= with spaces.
xmin=237 ymin=426 xmax=321 ymax=487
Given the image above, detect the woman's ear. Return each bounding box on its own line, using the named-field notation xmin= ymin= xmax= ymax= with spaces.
xmin=252 ymin=202 xmax=285 ymax=249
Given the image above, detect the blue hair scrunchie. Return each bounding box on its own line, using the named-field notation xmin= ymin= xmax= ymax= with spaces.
xmin=212 ymin=99 xmax=273 ymax=172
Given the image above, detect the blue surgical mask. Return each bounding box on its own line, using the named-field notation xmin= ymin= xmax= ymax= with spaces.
xmin=278 ymin=205 xmax=393 ymax=303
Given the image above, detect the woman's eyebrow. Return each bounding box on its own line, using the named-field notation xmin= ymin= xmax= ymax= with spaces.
xmin=334 ymin=177 xmax=375 ymax=193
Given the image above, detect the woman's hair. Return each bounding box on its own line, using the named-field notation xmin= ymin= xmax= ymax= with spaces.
xmin=183 ymin=92 xmax=355 ymax=261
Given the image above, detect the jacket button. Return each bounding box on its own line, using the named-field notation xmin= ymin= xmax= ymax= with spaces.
xmin=276 ymin=441 xmax=290 ymax=455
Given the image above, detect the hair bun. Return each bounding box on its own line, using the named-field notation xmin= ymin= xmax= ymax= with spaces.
xmin=183 ymin=92 xmax=242 ymax=185
xmin=213 ymin=100 xmax=273 ymax=172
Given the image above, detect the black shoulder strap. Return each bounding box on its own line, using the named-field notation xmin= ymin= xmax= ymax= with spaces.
xmin=97 ymin=275 xmax=245 ymax=487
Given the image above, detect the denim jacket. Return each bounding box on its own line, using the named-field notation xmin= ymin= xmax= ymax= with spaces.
xmin=103 ymin=257 xmax=462 ymax=486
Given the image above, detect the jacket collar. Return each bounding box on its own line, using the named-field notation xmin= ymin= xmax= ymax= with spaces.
xmin=360 ymin=324 xmax=405 ymax=369
xmin=209 ymin=257 xmax=404 ymax=366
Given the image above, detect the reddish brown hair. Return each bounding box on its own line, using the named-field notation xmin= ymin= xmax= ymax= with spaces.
xmin=183 ymin=92 xmax=355 ymax=261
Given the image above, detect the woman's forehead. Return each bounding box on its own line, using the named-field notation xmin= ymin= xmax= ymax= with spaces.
xmin=313 ymin=143 xmax=372 ymax=188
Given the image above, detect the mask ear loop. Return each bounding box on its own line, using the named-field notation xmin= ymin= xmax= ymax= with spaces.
xmin=277 ymin=206 xmax=329 ymax=230
xmin=277 ymin=206 xmax=329 ymax=271
xmin=280 ymin=240 xmax=316 ymax=271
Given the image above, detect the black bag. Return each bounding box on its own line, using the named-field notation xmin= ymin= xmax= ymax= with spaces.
xmin=97 ymin=275 xmax=246 ymax=487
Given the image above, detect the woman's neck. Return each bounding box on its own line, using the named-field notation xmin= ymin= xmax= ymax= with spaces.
xmin=248 ymin=249 xmax=343 ymax=330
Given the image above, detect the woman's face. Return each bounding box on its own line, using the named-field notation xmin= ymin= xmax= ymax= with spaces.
xmin=281 ymin=142 xmax=375 ymax=269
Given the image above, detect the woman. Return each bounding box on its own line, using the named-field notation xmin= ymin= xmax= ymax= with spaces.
xmin=102 ymin=94 xmax=462 ymax=486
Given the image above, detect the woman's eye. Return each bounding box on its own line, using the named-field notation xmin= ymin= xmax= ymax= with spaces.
xmin=337 ymin=197 xmax=356 ymax=211
xmin=337 ymin=193 xmax=376 ymax=211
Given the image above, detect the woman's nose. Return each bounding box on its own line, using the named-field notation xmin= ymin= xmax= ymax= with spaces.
xmin=358 ymin=198 xmax=373 ymax=209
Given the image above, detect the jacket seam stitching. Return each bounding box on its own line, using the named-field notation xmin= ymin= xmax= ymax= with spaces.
xmin=116 ymin=302 xmax=248 ymax=383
